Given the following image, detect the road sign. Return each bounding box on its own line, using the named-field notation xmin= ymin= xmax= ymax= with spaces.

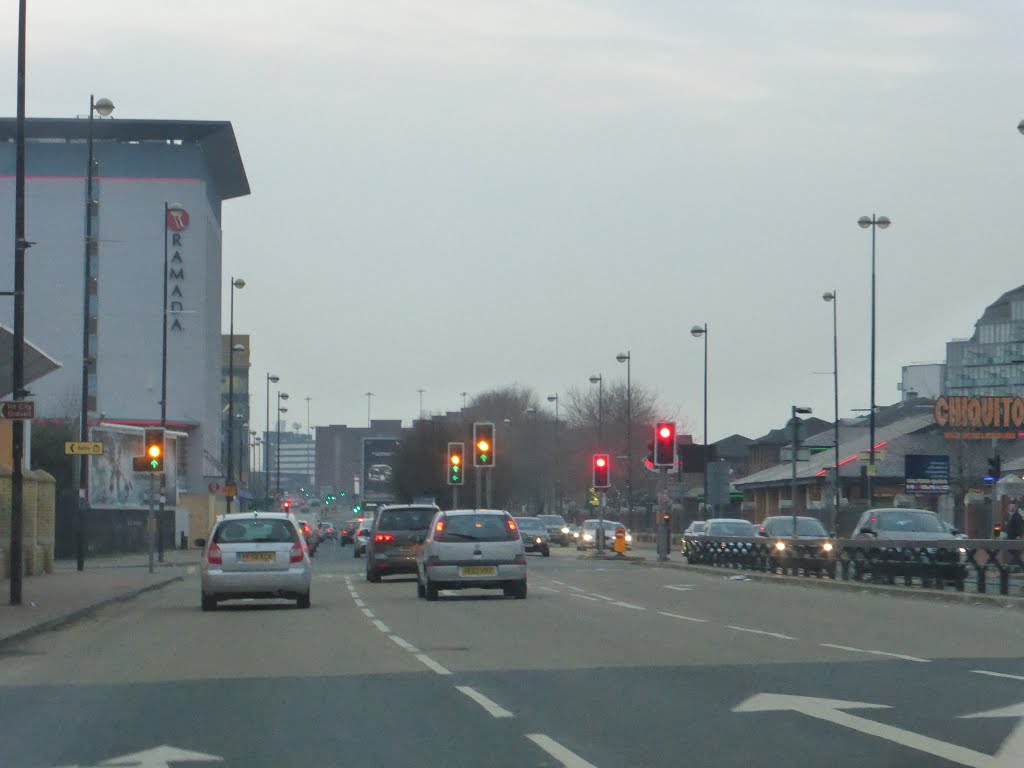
xmin=781 ymin=446 xmax=810 ymax=462
xmin=223 ymin=483 xmax=238 ymax=497
xmin=0 ymin=400 xmax=34 ymax=419
xmin=64 ymin=441 xmax=103 ymax=455
xmin=858 ymin=449 xmax=887 ymax=461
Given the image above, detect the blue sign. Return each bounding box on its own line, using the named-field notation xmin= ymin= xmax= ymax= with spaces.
xmin=905 ymin=454 xmax=950 ymax=494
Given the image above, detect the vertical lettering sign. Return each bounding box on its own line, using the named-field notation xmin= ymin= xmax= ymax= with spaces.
xmin=166 ymin=207 xmax=189 ymax=331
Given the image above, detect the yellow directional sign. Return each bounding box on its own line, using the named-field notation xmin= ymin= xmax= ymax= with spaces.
xmin=65 ymin=441 xmax=104 ymax=456
xmin=222 ymin=483 xmax=238 ymax=497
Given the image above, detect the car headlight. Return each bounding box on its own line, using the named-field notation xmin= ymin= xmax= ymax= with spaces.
xmin=774 ymin=541 xmax=786 ymax=551
xmin=583 ymin=533 xmax=593 ymax=541
xmin=561 ymin=527 xmax=569 ymax=534
xmin=625 ymin=534 xmax=632 ymax=542
xmin=573 ymin=531 xmax=580 ymax=538
xmin=822 ymin=542 xmax=833 ymax=552
xmin=535 ymin=537 xmax=542 ymax=544
xmin=958 ymin=547 xmax=967 ymax=554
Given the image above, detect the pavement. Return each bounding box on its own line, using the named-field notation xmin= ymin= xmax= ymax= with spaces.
xmin=0 ymin=549 xmax=196 ymax=646
xmin=1 ymin=543 xmax=1023 ymax=767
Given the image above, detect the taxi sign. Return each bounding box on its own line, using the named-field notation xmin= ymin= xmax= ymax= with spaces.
xmin=65 ymin=441 xmax=104 ymax=455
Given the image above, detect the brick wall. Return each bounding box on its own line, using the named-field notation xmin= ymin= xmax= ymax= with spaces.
xmin=0 ymin=465 xmax=57 ymax=578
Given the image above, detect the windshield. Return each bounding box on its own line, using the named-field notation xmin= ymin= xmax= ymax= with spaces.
xmin=376 ymin=508 xmax=436 ymax=531
xmin=515 ymin=518 xmax=545 ymax=532
xmin=707 ymin=521 xmax=756 ymax=536
xmin=872 ymin=510 xmax=945 ymax=534
xmin=213 ymin=519 xmax=297 ymax=545
xmin=765 ymin=518 xmax=828 ymax=537
xmin=537 ymin=515 xmax=565 ymax=526
xmin=441 ymin=514 xmax=517 ymax=542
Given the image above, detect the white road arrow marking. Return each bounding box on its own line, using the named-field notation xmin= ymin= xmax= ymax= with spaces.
xmin=99 ymin=745 xmax=222 ymax=767
xmin=664 ymin=584 xmax=695 ymax=591
xmin=961 ymin=701 xmax=1024 ymax=766
xmin=734 ymin=694 xmax=993 ymax=768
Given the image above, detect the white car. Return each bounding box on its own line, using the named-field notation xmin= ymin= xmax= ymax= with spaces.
xmin=199 ymin=511 xmax=312 ymax=611
xmin=576 ymin=519 xmax=632 ymax=551
xmin=416 ymin=509 xmax=527 ymax=600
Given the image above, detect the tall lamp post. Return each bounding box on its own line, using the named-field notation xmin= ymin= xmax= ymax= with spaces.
xmin=690 ymin=324 xmax=709 ymax=517
xmin=264 ymin=373 xmax=279 ymax=501
xmin=823 ymin=291 xmax=840 ymax=533
xmin=76 ymin=94 xmax=115 ymax=573
xmin=365 ymin=391 xmax=374 ymax=428
xmin=615 ymin=352 xmax=633 ymax=529
xmin=276 ymin=393 xmax=289 ymax=497
xmin=791 ymin=406 xmax=813 ymax=537
xmin=858 ymin=214 xmax=890 ymax=507
xmin=305 ymin=396 xmax=312 ymax=489
xmin=225 ymin=277 xmax=245 ymax=514
xmin=547 ymin=394 xmax=560 ymax=517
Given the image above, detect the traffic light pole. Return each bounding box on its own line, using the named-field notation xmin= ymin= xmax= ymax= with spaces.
xmin=452 ymin=485 xmax=459 ymax=509
xmin=147 ymin=472 xmax=156 ymax=574
xmin=486 ymin=469 xmax=493 ymax=508
xmin=475 ymin=470 xmax=482 ymax=509
xmin=657 ymin=467 xmax=669 ymax=562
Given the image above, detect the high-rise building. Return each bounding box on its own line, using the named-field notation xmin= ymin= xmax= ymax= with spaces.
xmin=945 ymin=285 xmax=1024 ymax=396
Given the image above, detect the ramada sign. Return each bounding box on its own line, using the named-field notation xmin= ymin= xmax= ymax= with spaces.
xmin=934 ymin=395 xmax=1024 ymax=439
xmin=166 ymin=207 xmax=189 ymax=331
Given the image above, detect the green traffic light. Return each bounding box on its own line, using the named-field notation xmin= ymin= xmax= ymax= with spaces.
xmin=149 ymin=459 xmax=159 ymax=469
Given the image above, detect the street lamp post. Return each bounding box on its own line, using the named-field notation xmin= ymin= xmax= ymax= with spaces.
xmin=75 ymin=94 xmax=115 ymax=573
xmin=225 ymin=277 xmax=245 ymax=514
xmin=690 ymin=324 xmax=709 ymax=517
xmin=858 ymin=214 xmax=891 ymax=507
xmin=365 ymin=391 xmax=374 ymax=428
xmin=265 ymin=374 xmax=279 ymax=501
xmin=305 ymin=396 xmax=312 ymax=489
xmin=276 ymin=393 xmax=289 ymax=497
xmin=823 ymin=291 xmax=840 ymax=533
xmin=547 ymin=394 xmax=560 ymax=516
xmin=791 ymin=406 xmax=813 ymax=537
xmin=616 ymin=352 xmax=632 ymax=530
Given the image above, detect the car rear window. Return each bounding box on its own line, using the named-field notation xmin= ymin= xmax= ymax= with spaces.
xmin=538 ymin=515 xmax=565 ymax=526
xmin=377 ymin=508 xmax=436 ymax=531
xmin=214 ymin=519 xmax=297 ymax=544
xmin=515 ymin=518 xmax=545 ymax=532
xmin=440 ymin=514 xmax=517 ymax=542
xmin=766 ymin=518 xmax=827 ymax=536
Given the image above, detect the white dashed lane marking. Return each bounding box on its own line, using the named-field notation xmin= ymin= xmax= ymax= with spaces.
xmin=371 ymin=619 xmax=390 ymax=633
xmin=527 ymin=734 xmax=598 ymax=768
xmin=658 ymin=611 xmax=708 ymax=623
xmin=389 ymin=635 xmax=420 ymax=653
xmin=610 ymin=601 xmax=645 ymax=611
xmin=727 ymin=625 xmax=795 ymax=641
xmin=821 ymin=643 xmax=929 ymax=663
xmin=972 ymin=670 xmax=1024 ymax=681
xmin=415 ymin=653 xmax=452 ymax=675
xmin=456 ymin=686 xmax=514 ymax=718
xmin=568 ymin=593 xmax=598 ymax=601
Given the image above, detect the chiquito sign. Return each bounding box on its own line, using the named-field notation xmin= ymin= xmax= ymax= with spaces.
xmin=934 ymin=395 xmax=1024 ymax=439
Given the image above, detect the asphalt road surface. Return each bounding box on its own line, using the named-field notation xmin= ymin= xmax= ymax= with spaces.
xmin=2 ymin=543 xmax=1023 ymax=767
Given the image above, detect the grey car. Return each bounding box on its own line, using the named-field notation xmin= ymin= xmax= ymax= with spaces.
xmin=514 ymin=516 xmax=551 ymax=556
xmin=537 ymin=514 xmax=569 ymax=547
xmin=416 ymin=509 xmax=528 ymax=600
xmin=365 ymin=504 xmax=439 ymax=582
xmin=200 ymin=512 xmax=312 ymax=611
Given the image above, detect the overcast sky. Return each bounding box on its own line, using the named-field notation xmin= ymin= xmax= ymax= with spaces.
xmin=4 ymin=1 xmax=1024 ymax=442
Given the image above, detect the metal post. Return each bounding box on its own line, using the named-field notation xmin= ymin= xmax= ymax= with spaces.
xmin=276 ymin=392 xmax=282 ymax=495
xmin=657 ymin=467 xmax=669 ymax=562
xmin=625 ymin=355 xmax=632 ymax=532
xmin=159 ymin=203 xmax=170 ymax=559
xmin=485 ymin=469 xmax=493 ymax=508
xmin=265 ymin=376 xmax=271 ymax=501
xmin=453 ymin=485 xmax=459 ymax=509
xmin=702 ymin=328 xmax=709 ymax=518
xmin=147 ymin=471 xmax=155 ymax=574
xmin=869 ymin=222 xmax=876 ymax=507
xmin=365 ymin=391 xmax=373 ymax=428
xmin=791 ymin=406 xmax=799 ymax=538
xmin=305 ymin=396 xmax=311 ymax=487
xmin=226 ymin=280 xmax=236 ymax=514
xmin=475 ymin=468 xmax=481 ymax=509
xmin=10 ymin=0 xmax=28 ymax=603
xmin=831 ymin=292 xmax=840 ymax=533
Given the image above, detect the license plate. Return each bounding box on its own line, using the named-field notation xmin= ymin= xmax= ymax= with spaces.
xmin=240 ymin=551 xmax=275 ymax=562
xmin=459 ymin=565 xmax=497 ymax=577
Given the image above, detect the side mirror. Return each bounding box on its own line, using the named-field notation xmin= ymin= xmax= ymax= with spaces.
xmin=194 ymin=538 xmax=206 ymax=548
xmin=950 ymin=528 xmax=961 ymax=536
xmin=858 ymin=526 xmax=875 ymax=536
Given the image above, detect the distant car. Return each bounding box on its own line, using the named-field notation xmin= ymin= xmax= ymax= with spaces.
xmin=416 ymin=509 xmax=528 ymax=600
xmin=686 ymin=518 xmax=756 ymax=564
xmin=338 ymin=519 xmax=359 ymax=546
xmin=681 ymin=520 xmax=707 ymax=557
xmin=199 ymin=512 xmax=312 ymax=611
xmin=576 ymin=519 xmax=631 ymax=551
xmin=852 ymin=507 xmax=965 ymax=583
xmin=704 ymin=518 xmax=756 ymax=537
xmin=514 ymin=517 xmax=551 ymax=556
xmin=352 ymin=518 xmax=374 ymax=558
xmin=296 ymin=520 xmax=317 ymax=557
xmin=757 ymin=516 xmax=836 ymax=575
xmin=537 ymin=514 xmax=569 ymax=547
xmin=365 ymin=504 xmax=440 ymax=582
xmin=567 ymin=524 xmax=581 ymax=544
xmin=317 ymin=522 xmax=337 ymax=540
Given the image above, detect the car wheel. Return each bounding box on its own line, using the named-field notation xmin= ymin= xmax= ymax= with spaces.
xmin=296 ymin=591 xmax=311 ymax=609
xmin=425 ymin=576 xmax=439 ymax=602
xmin=416 ymin=578 xmax=426 ymax=599
xmin=514 ymin=580 xmax=527 ymax=599
xmin=353 ymin=545 xmax=362 ymax=559
xmin=201 ymin=593 xmax=217 ymax=612
xmin=542 ymin=546 xmax=550 ymax=557
xmin=366 ymin=568 xmax=381 ymax=583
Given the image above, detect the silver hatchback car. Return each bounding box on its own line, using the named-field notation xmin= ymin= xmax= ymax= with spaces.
xmin=200 ymin=512 xmax=312 ymax=611
xmin=416 ymin=509 xmax=527 ymax=600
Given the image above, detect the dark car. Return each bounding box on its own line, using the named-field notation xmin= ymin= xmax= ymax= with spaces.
xmin=757 ymin=516 xmax=836 ymax=575
xmin=537 ymin=514 xmax=569 ymax=547
xmin=852 ymin=507 xmax=965 ymax=584
xmin=365 ymin=504 xmax=440 ymax=582
xmin=680 ymin=520 xmax=707 ymax=557
xmin=514 ymin=516 xmax=551 ymax=556
xmin=338 ymin=519 xmax=359 ymax=546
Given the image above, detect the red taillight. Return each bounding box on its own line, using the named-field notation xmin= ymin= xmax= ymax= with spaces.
xmin=433 ymin=518 xmax=446 ymax=541
xmin=374 ymin=533 xmax=396 ymax=543
xmin=207 ymin=542 xmax=222 ymax=565
xmin=290 ymin=542 xmax=304 ymax=563
xmin=507 ymin=519 xmax=517 ymax=532
xmin=514 ymin=556 xmax=527 ymax=565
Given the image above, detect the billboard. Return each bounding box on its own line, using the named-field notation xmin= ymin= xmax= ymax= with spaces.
xmin=905 ymin=454 xmax=950 ymax=494
xmin=361 ymin=437 xmax=401 ymax=502
xmin=934 ymin=396 xmax=1024 ymax=439
xmin=89 ymin=425 xmax=180 ymax=509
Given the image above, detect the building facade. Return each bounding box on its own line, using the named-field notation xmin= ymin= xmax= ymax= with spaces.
xmin=946 ymin=285 xmax=1024 ymax=396
xmin=0 ymin=117 xmax=249 ymax=546
xmin=316 ymin=420 xmax=404 ymax=499
xmin=221 ymin=333 xmax=251 ymax=485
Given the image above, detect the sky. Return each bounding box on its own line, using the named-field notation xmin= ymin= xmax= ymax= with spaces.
xmin=4 ymin=0 xmax=1024 ymax=442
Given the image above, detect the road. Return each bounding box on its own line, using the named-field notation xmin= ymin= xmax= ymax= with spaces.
xmin=1 ymin=543 xmax=1022 ymax=767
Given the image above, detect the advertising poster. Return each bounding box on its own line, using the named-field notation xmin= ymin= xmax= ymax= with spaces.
xmin=361 ymin=438 xmax=400 ymax=502
xmin=89 ymin=426 xmax=179 ymax=509
xmin=904 ymin=454 xmax=950 ymax=494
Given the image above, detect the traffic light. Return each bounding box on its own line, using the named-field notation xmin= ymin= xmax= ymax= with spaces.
xmin=645 ymin=440 xmax=655 ymax=469
xmin=592 ymin=454 xmax=610 ymax=488
xmin=134 ymin=427 xmax=164 ymax=472
xmin=654 ymin=422 xmax=676 ymax=467
xmin=987 ymin=455 xmax=1002 ymax=482
xmin=448 ymin=442 xmax=465 ymax=485
xmin=473 ymin=422 xmax=495 ymax=468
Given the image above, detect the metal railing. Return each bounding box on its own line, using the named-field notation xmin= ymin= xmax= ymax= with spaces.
xmin=681 ymin=536 xmax=1024 ymax=596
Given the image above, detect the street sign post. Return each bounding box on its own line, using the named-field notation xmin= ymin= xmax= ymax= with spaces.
xmin=64 ymin=441 xmax=103 ymax=455
xmin=0 ymin=400 xmax=34 ymax=419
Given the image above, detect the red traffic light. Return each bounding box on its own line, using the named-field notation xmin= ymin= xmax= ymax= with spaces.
xmin=659 ymin=425 xmax=672 ymax=439
xmin=592 ymin=453 xmax=610 ymax=488
xmin=595 ymin=456 xmax=607 ymax=468
xmin=654 ymin=421 xmax=676 ymax=467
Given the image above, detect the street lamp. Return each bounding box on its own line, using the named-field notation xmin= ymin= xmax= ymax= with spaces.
xmin=277 ymin=393 xmax=290 ymax=497
xmin=225 ymin=277 xmax=245 ymax=514
xmin=76 ymin=94 xmax=115 ymax=573
xmin=265 ymin=374 xmax=279 ymax=501
xmin=823 ymin=291 xmax=840 ymax=532
xmin=858 ymin=214 xmax=891 ymax=507
xmin=791 ymin=406 xmax=813 ymax=537
xmin=365 ymin=391 xmax=374 ymax=428
xmin=690 ymin=324 xmax=709 ymax=517
xmin=616 ymin=352 xmax=632 ymax=528
xmin=547 ymin=394 xmax=560 ymax=516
